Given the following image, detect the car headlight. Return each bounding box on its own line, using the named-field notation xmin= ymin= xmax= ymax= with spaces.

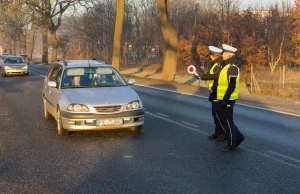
xmin=22 ymin=65 xmax=28 ymax=69
xmin=126 ymin=101 xmax=141 ymax=110
xmin=67 ymin=104 xmax=90 ymax=112
xmin=4 ymin=66 xmax=11 ymax=70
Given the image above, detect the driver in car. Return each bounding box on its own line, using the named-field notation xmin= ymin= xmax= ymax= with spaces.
xmin=95 ymin=74 xmax=107 ymax=84
xmin=73 ymin=76 xmax=81 ymax=86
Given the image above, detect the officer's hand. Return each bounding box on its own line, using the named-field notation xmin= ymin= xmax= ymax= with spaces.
xmin=221 ymin=100 xmax=229 ymax=107
xmin=194 ymin=75 xmax=200 ymax=79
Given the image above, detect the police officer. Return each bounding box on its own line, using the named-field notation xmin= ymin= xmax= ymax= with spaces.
xmin=217 ymin=44 xmax=245 ymax=152
xmin=195 ymin=46 xmax=227 ymax=141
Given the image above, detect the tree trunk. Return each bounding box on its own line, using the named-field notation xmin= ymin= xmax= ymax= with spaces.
xmin=50 ymin=29 xmax=59 ymax=64
xmin=42 ymin=24 xmax=48 ymax=64
xmin=18 ymin=37 xmax=22 ymax=55
xmin=22 ymin=28 xmax=27 ymax=54
xmin=27 ymin=23 xmax=36 ymax=63
xmin=13 ymin=38 xmax=17 ymax=55
xmin=112 ymin=0 xmax=125 ymax=70
xmin=157 ymin=0 xmax=178 ymax=81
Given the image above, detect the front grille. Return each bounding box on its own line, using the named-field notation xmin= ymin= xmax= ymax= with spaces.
xmin=10 ymin=66 xmax=23 ymax=70
xmin=94 ymin=105 xmax=122 ymax=113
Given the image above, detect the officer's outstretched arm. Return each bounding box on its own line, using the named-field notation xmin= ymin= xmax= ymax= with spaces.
xmin=199 ymin=73 xmax=219 ymax=81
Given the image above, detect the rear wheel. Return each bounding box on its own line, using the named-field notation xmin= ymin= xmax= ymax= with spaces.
xmin=130 ymin=126 xmax=143 ymax=133
xmin=57 ymin=108 xmax=69 ymax=136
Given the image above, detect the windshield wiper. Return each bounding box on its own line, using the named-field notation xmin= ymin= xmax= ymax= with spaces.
xmin=83 ymin=84 xmax=97 ymax=87
xmin=98 ymin=83 xmax=118 ymax=87
xmin=62 ymin=86 xmax=85 ymax=88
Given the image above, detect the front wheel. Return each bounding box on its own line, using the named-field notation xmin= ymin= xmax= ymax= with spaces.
xmin=43 ymin=98 xmax=52 ymax=120
xmin=57 ymin=109 xmax=69 ymax=136
xmin=130 ymin=126 xmax=143 ymax=133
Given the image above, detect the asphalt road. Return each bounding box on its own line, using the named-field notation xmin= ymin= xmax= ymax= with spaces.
xmin=1 ymin=64 xmax=300 ymax=194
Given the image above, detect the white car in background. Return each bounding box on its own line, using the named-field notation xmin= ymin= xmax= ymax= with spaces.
xmin=1 ymin=56 xmax=29 ymax=77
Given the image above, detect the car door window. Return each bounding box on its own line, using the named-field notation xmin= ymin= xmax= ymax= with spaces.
xmin=49 ymin=66 xmax=60 ymax=81
xmin=55 ymin=68 xmax=63 ymax=87
xmin=47 ymin=65 xmax=56 ymax=79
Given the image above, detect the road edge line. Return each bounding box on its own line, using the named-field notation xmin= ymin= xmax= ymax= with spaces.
xmin=135 ymin=84 xmax=300 ymax=118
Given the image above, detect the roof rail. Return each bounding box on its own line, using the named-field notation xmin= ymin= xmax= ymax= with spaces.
xmin=57 ymin=58 xmax=68 ymax=66
xmin=92 ymin=58 xmax=109 ymax=64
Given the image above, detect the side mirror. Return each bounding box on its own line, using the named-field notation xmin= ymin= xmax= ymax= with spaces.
xmin=48 ymin=81 xmax=57 ymax=88
xmin=128 ymin=78 xmax=136 ymax=85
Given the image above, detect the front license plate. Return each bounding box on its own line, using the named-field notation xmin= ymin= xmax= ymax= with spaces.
xmin=96 ymin=118 xmax=123 ymax=126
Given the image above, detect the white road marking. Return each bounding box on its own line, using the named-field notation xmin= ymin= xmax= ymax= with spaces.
xmin=156 ymin=113 xmax=169 ymax=118
xmin=135 ymin=84 xmax=207 ymax=98
xmin=244 ymin=147 xmax=300 ymax=170
xmin=146 ymin=111 xmax=300 ymax=170
xmin=146 ymin=111 xmax=208 ymax=136
xmin=135 ymin=84 xmax=300 ymax=118
xmin=267 ymin=150 xmax=300 ymax=164
xmin=124 ymin=155 xmax=133 ymax=158
xmin=181 ymin=121 xmax=199 ymax=128
xmin=0 ymin=113 xmax=9 ymax=116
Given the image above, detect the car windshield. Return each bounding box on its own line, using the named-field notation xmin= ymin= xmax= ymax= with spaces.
xmin=5 ymin=57 xmax=24 ymax=63
xmin=61 ymin=67 xmax=127 ymax=88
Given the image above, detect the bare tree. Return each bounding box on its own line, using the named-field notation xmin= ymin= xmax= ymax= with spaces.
xmin=26 ymin=0 xmax=93 ymax=64
xmin=112 ymin=0 xmax=125 ymax=70
xmin=265 ymin=1 xmax=290 ymax=72
xmin=157 ymin=0 xmax=178 ymax=81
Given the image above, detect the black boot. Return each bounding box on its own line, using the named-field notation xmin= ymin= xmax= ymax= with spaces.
xmin=221 ymin=145 xmax=236 ymax=152
xmin=208 ymin=133 xmax=219 ymax=139
xmin=216 ymin=135 xmax=227 ymax=142
xmin=236 ymin=136 xmax=245 ymax=147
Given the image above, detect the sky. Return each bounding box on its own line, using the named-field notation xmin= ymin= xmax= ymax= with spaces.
xmin=240 ymin=0 xmax=295 ymax=9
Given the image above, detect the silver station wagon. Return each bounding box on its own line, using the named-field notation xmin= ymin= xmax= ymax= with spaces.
xmin=42 ymin=60 xmax=144 ymax=136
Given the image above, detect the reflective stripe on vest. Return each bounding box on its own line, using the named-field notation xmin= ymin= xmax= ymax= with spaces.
xmin=217 ymin=64 xmax=240 ymax=100
xmin=208 ymin=63 xmax=219 ymax=90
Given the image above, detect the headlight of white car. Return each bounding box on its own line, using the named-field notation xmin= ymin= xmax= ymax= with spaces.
xmin=22 ymin=65 xmax=28 ymax=69
xmin=4 ymin=66 xmax=11 ymax=70
xmin=126 ymin=101 xmax=141 ymax=110
xmin=67 ymin=104 xmax=90 ymax=112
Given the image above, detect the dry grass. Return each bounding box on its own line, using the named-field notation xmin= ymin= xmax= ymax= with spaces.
xmin=140 ymin=63 xmax=162 ymax=74
xmin=242 ymin=68 xmax=300 ymax=100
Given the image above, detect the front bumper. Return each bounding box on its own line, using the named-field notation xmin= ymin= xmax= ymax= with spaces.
xmin=61 ymin=109 xmax=145 ymax=131
xmin=4 ymin=69 xmax=28 ymax=75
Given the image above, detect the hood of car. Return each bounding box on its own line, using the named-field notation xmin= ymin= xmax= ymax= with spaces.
xmin=62 ymin=86 xmax=139 ymax=105
xmin=5 ymin=63 xmax=27 ymax=66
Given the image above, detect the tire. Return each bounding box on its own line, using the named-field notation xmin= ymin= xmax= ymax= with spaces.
xmin=43 ymin=97 xmax=52 ymax=120
xmin=130 ymin=126 xmax=143 ymax=133
xmin=25 ymin=72 xmax=29 ymax=76
xmin=2 ymin=71 xmax=6 ymax=77
xmin=57 ymin=108 xmax=69 ymax=136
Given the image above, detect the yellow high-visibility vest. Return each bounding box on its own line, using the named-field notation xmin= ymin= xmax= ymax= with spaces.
xmin=208 ymin=63 xmax=220 ymax=90
xmin=217 ymin=64 xmax=240 ymax=100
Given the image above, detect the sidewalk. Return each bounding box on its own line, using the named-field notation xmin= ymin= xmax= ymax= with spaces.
xmin=121 ymin=66 xmax=250 ymax=94
xmin=121 ymin=67 xmax=300 ymax=116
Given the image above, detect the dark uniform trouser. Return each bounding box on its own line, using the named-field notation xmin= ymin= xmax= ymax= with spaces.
xmin=212 ymin=101 xmax=226 ymax=136
xmin=218 ymin=100 xmax=243 ymax=147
